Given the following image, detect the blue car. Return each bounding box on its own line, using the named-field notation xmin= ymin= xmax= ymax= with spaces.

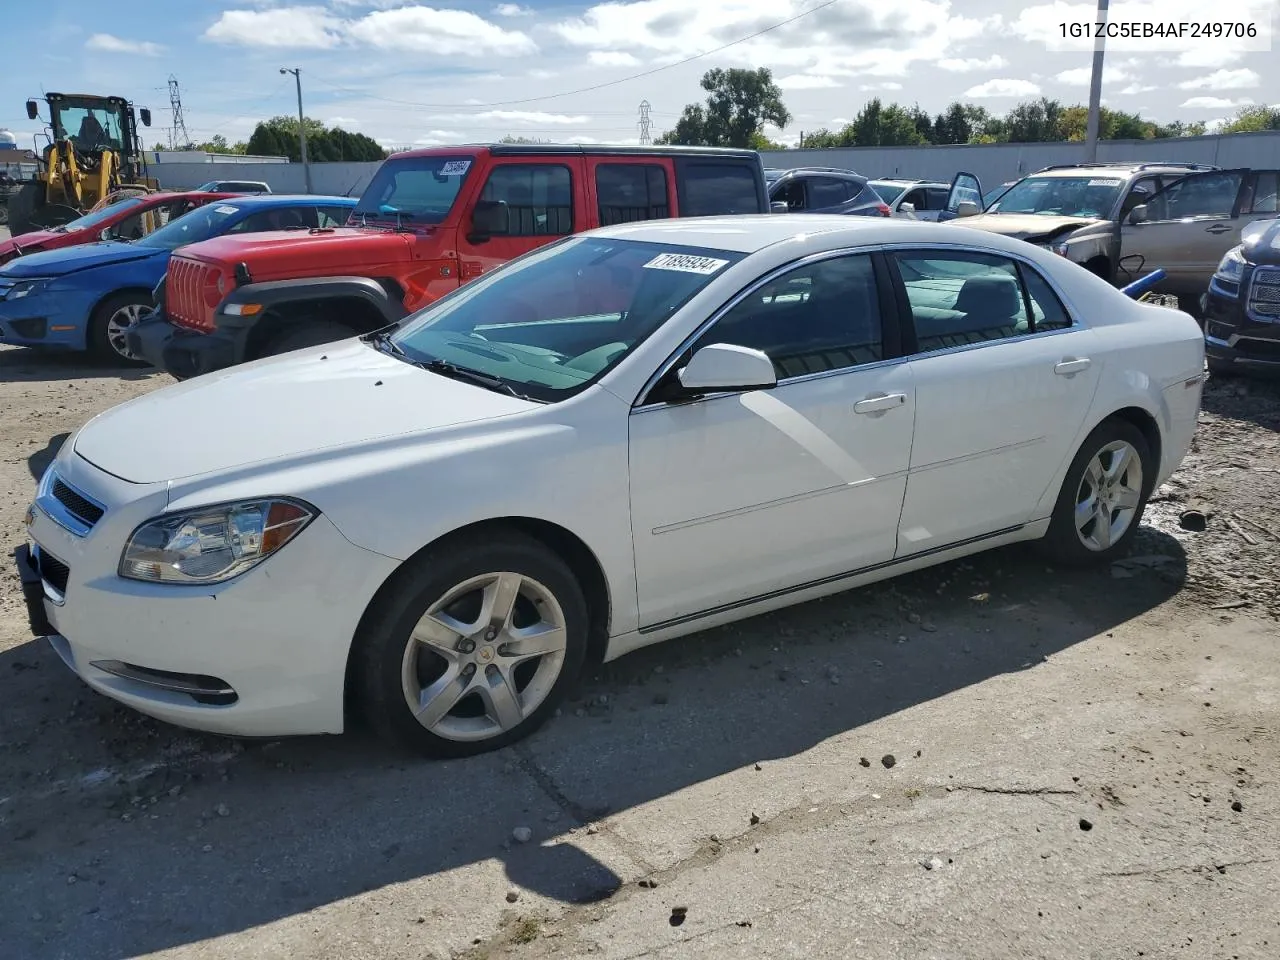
xmin=0 ymin=194 xmax=356 ymax=364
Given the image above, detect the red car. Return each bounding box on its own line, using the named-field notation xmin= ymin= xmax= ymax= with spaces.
xmin=0 ymin=191 xmax=240 ymax=266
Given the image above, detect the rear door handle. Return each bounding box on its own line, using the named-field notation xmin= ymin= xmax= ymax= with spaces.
xmin=1205 ymin=224 xmax=1232 ymax=234
xmin=1054 ymin=358 xmax=1092 ymax=376
xmin=854 ymin=392 xmax=907 ymax=414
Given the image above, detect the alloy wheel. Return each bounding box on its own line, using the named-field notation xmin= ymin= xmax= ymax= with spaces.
xmin=105 ymin=303 xmax=147 ymax=361
xmin=1074 ymin=439 xmax=1144 ymax=552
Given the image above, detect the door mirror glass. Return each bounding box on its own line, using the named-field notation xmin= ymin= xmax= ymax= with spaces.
xmin=99 ymin=228 xmax=112 ymax=242
xmin=770 ymin=200 xmax=790 ymax=214
xmin=677 ymin=343 xmax=777 ymax=393
xmin=1128 ymin=204 xmax=1148 ymax=225
xmin=139 ymin=108 xmax=152 ymax=127
xmin=468 ymin=199 xmax=509 ymax=242
xmin=955 ymin=200 xmax=979 ymax=218
xmin=899 ymin=201 xmax=915 ymax=215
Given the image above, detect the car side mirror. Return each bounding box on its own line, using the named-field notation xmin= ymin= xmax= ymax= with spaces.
xmin=1128 ymin=204 xmax=1148 ymax=224
xmin=677 ymin=344 xmax=777 ymax=393
xmin=770 ymin=201 xmax=790 ymax=214
xmin=140 ymin=108 xmax=152 ymax=127
xmin=899 ymin=202 xmax=915 ymax=215
xmin=99 ymin=228 xmax=112 ymax=241
xmin=955 ymin=200 xmax=979 ymax=218
xmin=26 ymin=100 xmax=38 ymax=121
xmin=468 ymin=200 xmax=508 ymax=243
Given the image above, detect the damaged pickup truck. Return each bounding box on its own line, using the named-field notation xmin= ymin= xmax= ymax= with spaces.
xmin=944 ymin=162 xmax=1280 ymax=311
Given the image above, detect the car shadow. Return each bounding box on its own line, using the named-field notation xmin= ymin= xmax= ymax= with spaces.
xmin=0 ymin=536 xmax=1189 ymax=960
xmin=0 ymin=346 xmax=161 ymax=384
xmin=27 ymin=431 xmax=69 ymax=484
xmin=1201 ymin=368 xmax=1280 ymax=432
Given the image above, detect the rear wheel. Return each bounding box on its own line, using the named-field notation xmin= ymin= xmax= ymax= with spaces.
xmin=1037 ymin=418 xmax=1153 ymax=566
xmin=6 ymin=182 xmax=42 ymax=236
xmin=88 ymin=292 xmax=152 ymax=366
xmin=260 ymin=320 xmax=355 ymax=358
xmin=356 ymin=532 xmax=588 ymax=757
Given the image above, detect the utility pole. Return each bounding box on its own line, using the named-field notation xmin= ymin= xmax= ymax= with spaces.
xmin=280 ymin=67 xmax=312 ymax=193
xmin=637 ymin=100 xmax=652 ymax=145
xmin=1084 ymin=0 xmax=1109 ymax=162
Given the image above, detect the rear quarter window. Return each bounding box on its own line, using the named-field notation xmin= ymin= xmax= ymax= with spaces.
xmin=676 ymin=162 xmax=763 ymax=217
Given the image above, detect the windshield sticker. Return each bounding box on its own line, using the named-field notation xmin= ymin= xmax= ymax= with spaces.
xmin=643 ymin=253 xmax=730 ymax=275
xmin=439 ymin=160 xmax=471 ymax=176
xmin=213 ymin=205 xmax=239 ymax=214
xmin=1087 ymin=179 xmax=1122 ymax=187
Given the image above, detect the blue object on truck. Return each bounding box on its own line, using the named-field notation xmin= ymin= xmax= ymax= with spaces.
xmin=1120 ymin=268 xmax=1166 ymax=299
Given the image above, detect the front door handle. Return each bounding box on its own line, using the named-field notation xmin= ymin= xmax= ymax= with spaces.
xmin=854 ymin=392 xmax=907 ymax=414
xmin=1054 ymin=357 xmax=1092 ymax=376
xmin=1205 ymin=223 xmax=1232 ymax=234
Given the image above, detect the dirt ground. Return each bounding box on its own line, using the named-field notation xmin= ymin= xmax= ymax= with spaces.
xmin=1 ymin=336 xmax=1278 ymax=960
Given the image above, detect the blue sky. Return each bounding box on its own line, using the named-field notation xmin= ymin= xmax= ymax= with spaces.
xmin=1 ymin=0 xmax=1275 ymax=152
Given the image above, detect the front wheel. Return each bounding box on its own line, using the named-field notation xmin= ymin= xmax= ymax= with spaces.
xmin=1037 ymin=418 xmax=1153 ymax=566
xmin=88 ymin=292 xmax=152 ymax=366
xmin=260 ymin=320 xmax=355 ymax=358
xmin=356 ymin=532 xmax=589 ymax=757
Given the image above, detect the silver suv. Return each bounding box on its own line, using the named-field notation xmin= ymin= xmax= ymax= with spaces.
xmin=945 ymin=162 xmax=1280 ymax=307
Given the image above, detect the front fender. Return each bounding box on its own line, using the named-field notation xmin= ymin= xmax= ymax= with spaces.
xmin=221 ymin=276 xmax=407 ymax=326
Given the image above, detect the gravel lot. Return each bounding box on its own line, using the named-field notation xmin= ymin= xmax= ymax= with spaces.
xmin=1 ymin=303 xmax=1279 ymax=959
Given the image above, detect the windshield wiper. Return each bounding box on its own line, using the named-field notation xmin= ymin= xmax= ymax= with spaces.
xmin=420 ymin=359 xmax=533 ymax=400
xmin=367 ymin=329 xmax=406 ymax=357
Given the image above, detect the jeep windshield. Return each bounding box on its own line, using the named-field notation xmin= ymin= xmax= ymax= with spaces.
xmin=383 ymin=236 xmax=745 ymax=402
xmin=351 ymin=155 xmax=474 ymax=225
xmin=986 ymin=175 xmax=1123 ymax=219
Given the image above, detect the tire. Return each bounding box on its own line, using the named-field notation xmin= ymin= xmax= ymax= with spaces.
xmin=7 ymin=181 xmax=41 ymax=236
xmin=88 ymin=292 xmax=153 ymax=366
xmin=260 ymin=320 xmax=355 ymax=358
xmin=1207 ymin=357 xmax=1237 ymax=379
xmin=356 ymin=530 xmax=589 ymax=758
xmin=1037 ymin=417 xmax=1154 ymax=567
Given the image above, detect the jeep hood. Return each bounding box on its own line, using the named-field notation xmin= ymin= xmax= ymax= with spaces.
xmin=175 ymin=227 xmax=426 ymax=281
xmin=72 ymin=338 xmax=535 ymax=483
xmin=953 ymin=213 xmax=1100 ymax=242
xmin=0 ymin=240 xmax=159 ymax=278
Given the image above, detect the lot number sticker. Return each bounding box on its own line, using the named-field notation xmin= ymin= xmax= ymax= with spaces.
xmin=440 ymin=160 xmax=471 ymax=176
xmin=214 ymin=205 xmax=240 ymax=214
xmin=643 ymin=253 xmax=730 ymax=275
xmin=1087 ymin=179 xmax=1122 ymax=186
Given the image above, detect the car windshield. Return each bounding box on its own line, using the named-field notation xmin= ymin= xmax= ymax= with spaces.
xmin=352 ymin=154 xmax=474 ymax=225
xmin=58 ymin=197 xmax=146 ymax=232
xmin=868 ymin=181 xmax=907 ymax=203
xmin=135 ymin=202 xmax=244 ymax=250
xmin=987 ymin=175 xmax=1123 ymax=219
xmin=388 ymin=236 xmax=746 ymax=402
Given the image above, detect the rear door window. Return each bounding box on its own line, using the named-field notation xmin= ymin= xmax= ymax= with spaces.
xmin=676 ymin=162 xmax=761 ymax=216
xmin=596 ymin=164 xmax=669 ymax=225
xmin=1245 ymin=171 xmax=1279 ymax=214
xmin=808 ymin=177 xmax=852 ymax=208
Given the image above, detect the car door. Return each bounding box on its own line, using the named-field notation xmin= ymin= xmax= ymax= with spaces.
xmin=942 ymin=171 xmax=983 ymax=220
xmin=628 ymin=251 xmax=915 ymax=628
xmin=1118 ymin=169 xmax=1266 ymax=292
xmin=888 ymin=247 xmax=1102 ymax=552
xmin=454 ymin=160 xmax=583 ymax=282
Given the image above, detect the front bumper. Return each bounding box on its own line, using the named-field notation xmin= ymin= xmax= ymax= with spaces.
xmin=0 ymin=289 xmax=90 ymax=349
xmin=127 ymin=310 xmax=242 ymax=379
xmin=1203 ymin=283 xmax=1280 ymax=372
xmin=17 ymin=454 xmax=400 ymax=737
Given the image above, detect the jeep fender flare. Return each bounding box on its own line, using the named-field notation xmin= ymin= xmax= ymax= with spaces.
xmin=220 ymin=276 xmax=409 ymax=327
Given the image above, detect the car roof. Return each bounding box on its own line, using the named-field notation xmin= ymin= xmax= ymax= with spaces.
xmin=208 ymin=194 xmax=355 ymax=207
xmin=586 ymin=214 xmax=1042 ymax=255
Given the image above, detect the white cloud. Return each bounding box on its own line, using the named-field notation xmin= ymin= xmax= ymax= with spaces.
xmin=937 ymin=55 xmax=1006 ymax=72
xmin=1176 ymin=48 xmax=1243 ymax=68
xmin=859 ymin=81 xmax=903 ymax=91
xmin=413 ymin=128 xmax=464 ymax=144
xmin=494 ymin=3 xmax=532 ymax=14
xmin=325 ymin=116 xmax=361 ymax=126
xmin=85 ymin=33 xmax=164 ymax=56
xmin=779 ymin=74 xmax=840 ymax=90
xmin=527 ymin=68 xmax=556 ymax=79
xmin=1055 ymin=63 xmax=1134 ymax=86
xmin=588 ymin=50 xmax=640 ymax=66
xmin=964 ymin=78 xmax=1041 ymax=98
xmin=830 ymin=117 xmax=851 ymax=125
xmin=1119 ymin=83 xmax=1156 ymax=95
xmin=205 ymin=4 xmax=536 ymax=56
xmin=1178 ymin=68 xmax=1261 ymax=91
xmin=429 ymin=110 xmax=590 ymax=125
xmin=1180 ymin=96 xmax=1255 ymax=109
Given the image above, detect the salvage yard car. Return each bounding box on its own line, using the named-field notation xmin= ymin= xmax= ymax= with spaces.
xmin=0 ymin=194 xmax=355 ymax=363
xmin=946 ymin=162 xmax=1280 ymax=307
xmin=16 ymin=216 xmax=1205 ymax=757
xmin=1202 ymin=216 xmax=1280 ymax=375
xmin=127 ymin=143 xmax=769 ymax=379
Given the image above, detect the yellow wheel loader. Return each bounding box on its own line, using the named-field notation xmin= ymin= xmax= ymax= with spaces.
xmin=8 ymin=92 xmax=159 ymax=236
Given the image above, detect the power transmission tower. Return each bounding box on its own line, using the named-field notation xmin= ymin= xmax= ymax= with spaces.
xmin=168 ymin=75 xmax=190 ymax=149
xmin=638 ymin=100 xmax=652 ymax=145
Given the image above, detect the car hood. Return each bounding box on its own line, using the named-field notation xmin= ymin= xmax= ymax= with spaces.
xmin=72 ymin=338 xmax=536 ymax=483
xmin=0 ymin=228 xmax=64 ymax=260
xmin=953 ymin=213 xmax=1101 ymax=241
xmin=177 ymin=227 xmax=421 ymax=281
xmin=0 ymin=240 xmax=160 ymax=278
xmin=1241 ymin=217 xmax=1280 ymax=267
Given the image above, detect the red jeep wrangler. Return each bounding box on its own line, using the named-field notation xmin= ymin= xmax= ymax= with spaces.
xmin=130 ymin=143 xmax=769 ymax=378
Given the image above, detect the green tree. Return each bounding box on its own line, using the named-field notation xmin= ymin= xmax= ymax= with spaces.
xmin=1003 ymin=97 xmax=1064 ymax=143
xmin=1220 ymin=105 xmax=1280 ymax=133
xmin=655 ymin=68 xmax=790 ymax=147
xmin=247 ymin=115 xmax=385 ymax=162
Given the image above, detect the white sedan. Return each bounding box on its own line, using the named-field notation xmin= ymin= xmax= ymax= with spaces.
xmin=17 ymin=216 xmax=1206 ymax=757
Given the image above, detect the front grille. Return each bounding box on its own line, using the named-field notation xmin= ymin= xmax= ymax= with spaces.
xmin=35 ymin=546 xmax=70 ymax=594
xmin=1249 ymin=267 xmax=1280 ymax=320
xmin=167 ymin=256 xmax=220 ymax=333
xmin=53 ymin=478 xmax=104 ymax=528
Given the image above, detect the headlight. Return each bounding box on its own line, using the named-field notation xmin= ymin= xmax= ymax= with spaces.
xmin=119 ymin=497 xmax=315 ymax=584
xmin=1214 ymin=245 xmax=1246 ymax=283
xmin=4 ymin=278 xmax=50 ymax=300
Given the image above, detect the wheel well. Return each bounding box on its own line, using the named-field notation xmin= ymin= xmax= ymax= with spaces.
xmin=1106 ymin=406 xmax=1162 ymax=479
xmin=89 ymin=287 xmax=154 ymax=321
xmin=342 ymin=517 xmax=613 ymax=717
xmin=244 ymin=296 xmax=390 ymax=359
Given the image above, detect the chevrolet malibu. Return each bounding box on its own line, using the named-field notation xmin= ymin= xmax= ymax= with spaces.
xmin=16 ymin=216 xmax=1206 ymax=757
